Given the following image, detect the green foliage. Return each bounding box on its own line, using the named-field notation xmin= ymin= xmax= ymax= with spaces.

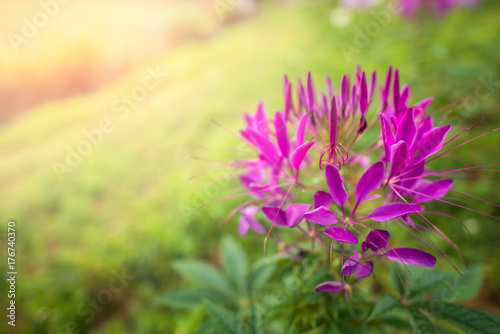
xmin=416 ymin=302 xmax=500 ymax=334
xmin=222 ymin=236 xmax=249 ymax=294
xmin=407 ymin=307 xmax=437 ymax=334
xmin=173 ymin=260 xmax=235 ymax=297
xmin=368 ymin=296 xmax=401 ymax=320
xmin=204 ymin=300 xmax=245 ymax=334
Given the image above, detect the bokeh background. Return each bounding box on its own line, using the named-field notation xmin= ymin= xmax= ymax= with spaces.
xmin=0 ymin=0 xmax=499 ymax=333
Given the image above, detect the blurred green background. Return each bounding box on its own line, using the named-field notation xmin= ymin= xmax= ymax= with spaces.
xmin=0 ymin=0 xmax=499 ymax=333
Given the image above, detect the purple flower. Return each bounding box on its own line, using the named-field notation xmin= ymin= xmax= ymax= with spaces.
xmin=228 ymin=65 xmax=497 ymax=296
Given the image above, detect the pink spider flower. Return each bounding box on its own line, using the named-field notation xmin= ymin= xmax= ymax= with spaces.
xmin=227 ymin=66 xmax=498 ymax=295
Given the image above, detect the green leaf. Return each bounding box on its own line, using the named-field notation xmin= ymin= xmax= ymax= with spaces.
xmin=154 ymin=289 xmax=231 ymax=309
xmin=221 ymin=236 xmax=249 ymax=294
xmin=417 ymin=302 xmax=500 ymax=334
xmin=442 ymin=264 xmax=483 ymax=302
xmin=248 ymin=305 xmax=263 ymax=334
xmin=409 ymin=270 xmax=455 ymax=299
xmin=247 ymin=258 xmax=276 ymax=295
xmin=368 ymin=296 xmax=401 ymax=321
xmin=204 ymin=300 xmax=244 ymax=334
xmin=391 ymin=264 xmax=406 ymax=297
xmin=377 ymin=316 xmax=412 ymax=330
xmin=407 ymin=307 xmax=437 ymax=334
xmin=174 ymin=260 xmax=234 ymax=296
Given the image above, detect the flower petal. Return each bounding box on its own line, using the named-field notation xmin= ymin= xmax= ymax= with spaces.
xmin=286 ymin=203 xmax=311 ymax=228
xmin=325 ymin=164 xmax=348 ymax=206
xmin=370 ymin=202 xmax=423 ymax=222
xmin=341 ymin=254 xmax=360 ymax=276
xmin=384 ymin=247 xmax=436 ymax=267
xmin=355 ymin=161 xmax=385 ymax=203
xmin=324 ymin=226 xmax=358 ymax=244
xmin=362 ymin=229 xmax=391 ymax=252
xmin=306 ymin=71 xmax=315 ymax=112
xmin=314 ymin=190 xmax=333 ymax=209
xmin=355 ymin=261 xmax=374 ymax=280
xmin=413 ymin=179 xmax=453 ymax=203
xmin=284 ymin=79 xmax=293 ymax=121
xmin=296 ymin=113 xmax=309 ymax=147
xmin=274 ymin=112 xmax=290 ymax=158
xmin=239 ymin=206 xmax=265 ymax=235
xmin=395 ymin=108 xmax=417 ymax=148
xmin=380 ymin=114 xmax=394 ymax=162
xmin=316 ymin=281 xmax=343 ymax=293
xmin=412 ymin=125 xmax=452 ymax=165
xmin=304 ymin=206 xmax=337 ymax=226
xmin=261 ymin=206 xmax=287 ymax=226
xmin=246 ymin=127 xmax=280 ymax=165
xmin=290 ymin=140 xmax=315 ymax=170
xmin=389 ymin=140 xmax=410 ymax=178
xmin=360 ymin=71 xmax=368 ymax=115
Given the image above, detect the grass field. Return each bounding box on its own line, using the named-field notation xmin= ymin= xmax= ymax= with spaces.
xmin=1 ymin=0 xmax=500 ymax=333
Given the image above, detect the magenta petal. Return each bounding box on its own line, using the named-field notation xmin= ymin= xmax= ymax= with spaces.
xmin=412 ymin=125 xmax=452 ymax=165
xmin=395 ymin=108 xmax=417 ymax=148
xmin=355 ymin=261 xmax=374 ymax=280
xmin=262 ymin=206 xmax=287 ymax=226
xmin=415 ymin=97 xmax=433 ymax=110
xmin=414 ymin=179 xmax=453 ymax=203
xmin=360 ymin=71 xmax=368 ymax=115
xmin=255 ymin=102 xmax=269 ymax=138
xmin=363 ymin=229 xmax=390 ymax=251
xmin=393 ymin=68 xmax=400 ymax=113
xmin=389 ymin=141 xmax=409 ymax=178
xmin=325 ymin=164 xmax=348 ymax=206
xmin=246 ymin=127 xmax=280 ymax=166
xmin=304 ymin=206 xmax=337 ymax=226
xmin=384 ymin=247 xmax=436 ymax=267
xmin=316 ymin=281 xmax=343 ymax=293
xmin=274 ymin=112 xmax=290 ymax=158
xmin=380 ymin=114 xmax=394 ymax=162
xmin=341 ymin=74 xmax=349 ymax=110
xmin=329 ymin=95 xmax=338 ymax=145
xmin=402 ymin=214 xmax=415 ymax=228
xmin=286 ymin=203 xmax=311 ymax=228
xmin=306 ymin=71 xmax=315 ymax=112
xmin=341 ymin=254 xmax=360 ymax=276
xmin=239 ymin=206 xmax=265 ymax=235
xmin=368 ymin=70 xmax=376 ymax=105
xmin=400 ymin=161 xmax=425 ymax=189
xmin=370 ymin=202 xmax=423 ymax=221
xmin=355 ymin=161 xmax=385 ymax=203
xmin=324 ymin=226 xmax=358 ymax=244
xmin=284 ymin=81 xmax=293 ymax=121
xmin=290 ymin=140 xmax=315 ymax=170
xmin=314 ymin=190 xmax=333 ymax=209
xmin=296 ymin=113 xmax=308 ymax=146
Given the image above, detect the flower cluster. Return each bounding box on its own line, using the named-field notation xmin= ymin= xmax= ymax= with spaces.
xmin=233 ymin=66 xmax=489 ymax=294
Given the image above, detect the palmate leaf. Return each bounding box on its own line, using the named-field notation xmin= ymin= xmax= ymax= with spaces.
xmin=407 ymin=307 xmax=437 ymax=334
xmin=221 ymin=236 xmax=249 ymax=295
xmin=442 ymin=264 xmax=483 ymax=303
xmin=410 ymin=265 xmax=483 ymax=302
xmin=173 ymin=260 xmax=235 ymax=297
xmin=204 ymin=300 xmax=245 ymax=334
xmin=247 ymin=258 xmax=276 ymax=295
xmin=248 ymin=305 xmax=263 ymax=334
xmin=391 ymin=264 xmax=406 ymax=297
xmin=409 ymin=270 xmax=455 ymax=299
xmin=368 ymin=296 xmax=401 ymax=320
xmin=417 ymin=302 xmax=500 ymax=334
xmin=154 ymin=288 xmax=232 ymax=309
